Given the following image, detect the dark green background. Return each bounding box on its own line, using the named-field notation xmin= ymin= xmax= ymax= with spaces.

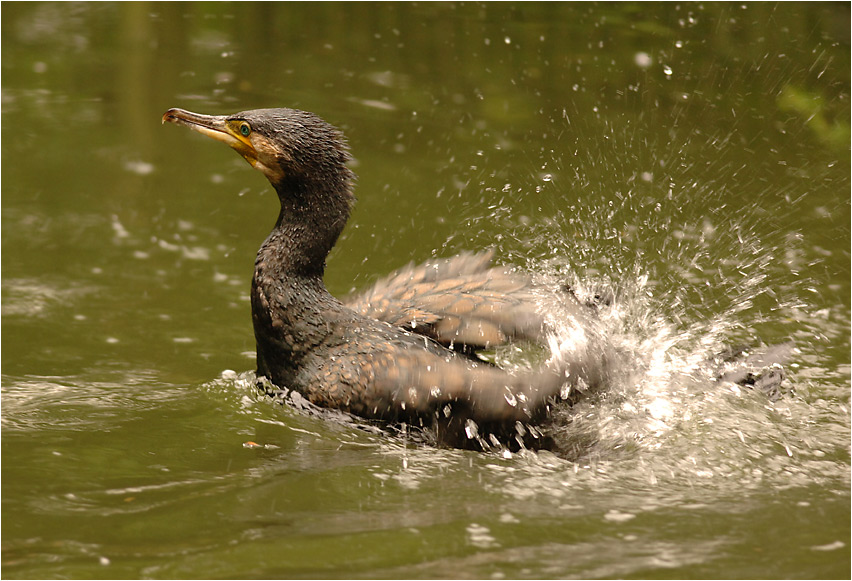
xmin=3 ymin=3 xmax=849 ymax=578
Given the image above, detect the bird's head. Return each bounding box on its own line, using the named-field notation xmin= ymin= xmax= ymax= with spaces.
xmin=162 ymin=107 xmax=353 ymax=194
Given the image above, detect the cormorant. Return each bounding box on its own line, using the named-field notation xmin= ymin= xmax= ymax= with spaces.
xmin=162 ymin=106 xmax=791 ymax=449
xmin=162 ymin=107 xmax=608 ymax=449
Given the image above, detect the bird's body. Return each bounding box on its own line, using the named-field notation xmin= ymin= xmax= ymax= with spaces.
xmin=249 ymin=190 xmax=597 ymax=447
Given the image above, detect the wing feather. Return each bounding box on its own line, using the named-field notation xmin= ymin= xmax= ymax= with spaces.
xmin=346 ymin=251 xmax=548 ymax=351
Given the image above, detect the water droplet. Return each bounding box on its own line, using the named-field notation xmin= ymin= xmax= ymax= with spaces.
xmin=634 ymin=52 xmax=652 ymax=68
xmin=464 ymin=419 xmax=479 ymax=439
xmin=663 ymin=65 xmax=673 ymax=76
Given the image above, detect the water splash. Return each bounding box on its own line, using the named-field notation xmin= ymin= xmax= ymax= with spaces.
xmin=436 ymin=71 xmax=848 ymax=487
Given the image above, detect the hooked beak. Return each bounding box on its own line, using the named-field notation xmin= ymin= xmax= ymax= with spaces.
xmin=162 ymin=107 xmax=257 ymax=164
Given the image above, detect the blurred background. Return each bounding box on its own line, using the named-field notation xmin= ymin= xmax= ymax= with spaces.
xmin=2 ymin=3 xmax=849 ymax=578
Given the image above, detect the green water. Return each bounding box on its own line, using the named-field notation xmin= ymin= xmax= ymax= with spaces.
xmin=2 ymin=3 xmax=849 ymax=579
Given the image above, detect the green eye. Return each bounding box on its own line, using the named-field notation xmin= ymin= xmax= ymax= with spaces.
xmin=239 ymin=122 xmax=251 ymax=137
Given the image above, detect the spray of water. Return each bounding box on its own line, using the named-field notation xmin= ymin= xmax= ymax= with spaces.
xmin=438 ymin=77 xmax=841 ymax=470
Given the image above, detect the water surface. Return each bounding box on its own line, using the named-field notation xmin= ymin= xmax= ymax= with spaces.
xmin=2 ymin=3 xmax=849 ymax=579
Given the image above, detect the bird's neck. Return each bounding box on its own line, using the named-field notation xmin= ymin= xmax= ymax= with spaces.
xmin=251 ymin=174 xmax=355 ymax=382
xmin=263 ymin=173 xmax=354 ymax=278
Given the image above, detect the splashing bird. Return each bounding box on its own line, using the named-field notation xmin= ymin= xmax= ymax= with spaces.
xmin=162 ymin=107 xmax=791 ymax=449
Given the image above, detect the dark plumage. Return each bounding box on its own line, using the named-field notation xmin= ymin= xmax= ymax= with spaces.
xmin=163 ymin=107 xmax=605 ymax=448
